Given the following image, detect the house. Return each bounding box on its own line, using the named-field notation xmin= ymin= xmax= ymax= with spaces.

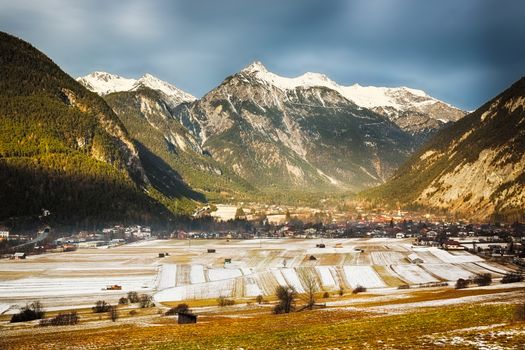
xmin=396 ymin=233 xmax=405 ymax=239
xmin=77 ymin=241 xmax=106 ymax=249
xmin=426 ymin=230 xmax=438 ymax=238
xmin=335 ymin=243 xmax=343 ymax=248
xmin=443 ymin=240 xmax=464 ymax=250
xmin=407 ymin=253 xmax=424 ymax=264
xmin=0 ymin=229 xmax=9 ymax=240
xmin=12 ymin=252 xmax=26 ymax=260
xmin=177 ymin=312 xmax=197 ymax=324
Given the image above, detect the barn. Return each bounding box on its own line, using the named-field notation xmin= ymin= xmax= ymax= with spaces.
xmin=178 ymin=312 xmax=197 ymax=324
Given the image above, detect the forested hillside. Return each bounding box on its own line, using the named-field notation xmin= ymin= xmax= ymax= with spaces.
xmin=0 ymin=31 xmax=172 ymax=229
xmin=362 ymin=77 xmax=525 ymax=221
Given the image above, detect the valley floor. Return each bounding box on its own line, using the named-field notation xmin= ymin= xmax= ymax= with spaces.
xmin=0 ymin=238 xmax=524 ymax=349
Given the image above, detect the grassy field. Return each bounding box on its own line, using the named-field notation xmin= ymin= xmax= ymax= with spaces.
xmin=1 ymin=301 xmax=524 ymax=349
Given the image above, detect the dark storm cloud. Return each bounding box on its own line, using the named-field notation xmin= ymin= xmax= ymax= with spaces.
xmin=0 ymin=0 xmax=524 ymax=110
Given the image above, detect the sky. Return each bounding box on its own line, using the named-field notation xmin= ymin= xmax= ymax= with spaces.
xmin=0 ymin=0 xmax=524 ymax=110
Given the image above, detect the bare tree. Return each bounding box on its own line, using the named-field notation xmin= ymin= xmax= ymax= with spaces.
xmin=139 ymin=294 xmax=154 ymax=308
xmin=92 ymin=300 xmax=111 ymax=313
xmin=109 ymin=306 xmax=118 ymax=322
xmin=302 ymin=274 xmax=319 ymax=309
xmin=127 ymin=291 xmax=139 ymax=303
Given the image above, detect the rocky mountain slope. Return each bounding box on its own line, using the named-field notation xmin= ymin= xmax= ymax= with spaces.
xmin=363 ymin=77 xmax=525 ymax=221
xmin=0 ymin=31 xmax=170 ymax=227
xmin=172 ymin=62 xmax=416 ymax=193
xmin=81 ymin=62 xmax=465 ymax=196
xmin=103 ymin=87 xmax=256 ymax=208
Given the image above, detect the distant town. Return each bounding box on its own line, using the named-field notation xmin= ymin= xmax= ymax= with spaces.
xmin=2 ymin=204 xmax=524 ymax=267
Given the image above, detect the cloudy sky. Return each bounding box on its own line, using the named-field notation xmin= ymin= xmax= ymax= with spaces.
xmin=1 ymin=0 xmax=524 ymax=110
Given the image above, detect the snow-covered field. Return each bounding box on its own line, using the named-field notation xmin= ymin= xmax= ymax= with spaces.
xmin=421 ymin=264 xmax=473 ymax=281
xmin=316 ymin=266 xmax=337 ymax=287
xmin=157 ymin=264 xmax=177 ymax=290
xmin=207 ymin=268 xmax=243 ymax=281
xmin=343 ymin=266 xmax=386 ymax=289
xmin=210 ymin=205 xmax=238 ymax=221
xmin=0 ymin=275 xmax=155 ymax=298
xmin=281 ymin=268 xmax=305 ymax=293
xmin=392 ymin=264 xmax=439 ymax=284
xmin=430 ymin=248 xmax=483 ymax=263
xmin=190 ymin=265 xmax=206 ymax=284
xmin=0 ymin=238 xmax=515 ymax=308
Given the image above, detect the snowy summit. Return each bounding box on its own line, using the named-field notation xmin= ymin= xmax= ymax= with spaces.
xmin=239 ymin=61 xmax=461 ymax=120
xmin=77 ymin=72 xmax=196 ymax=105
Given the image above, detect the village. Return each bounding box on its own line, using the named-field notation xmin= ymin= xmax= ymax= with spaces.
xmin=1 ymin=204 xmax=525 ymax=265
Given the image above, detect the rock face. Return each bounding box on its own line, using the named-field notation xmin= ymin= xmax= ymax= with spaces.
xmin=173 ymin=62 xmax=421 ymax=192
xmin=104 ymin=87 xmax=255 ymax=207
xmin=80 ymin=61 xmax=466 ymax=196
xmin=364 ymin=77 xmax=525 ymax=221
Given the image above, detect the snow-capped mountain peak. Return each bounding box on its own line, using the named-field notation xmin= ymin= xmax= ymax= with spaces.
xmin=133 ymin=74 xmax=196 ymax=103
xmin=240 ymin=61 xmax=338 ymax=91
xmin=77 ymin=72 xmax=196 ymax=105
xmin=241 ymin=61 xmax=268 ymax=74
xmin=236 ymin=61 xmax=465 ymax=128
xmin=77 ymin=71 xmax=136 ymax=95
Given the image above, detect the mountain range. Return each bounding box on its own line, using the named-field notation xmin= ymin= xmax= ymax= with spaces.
xmin=363 ymin=77 xmax=525 ymax=221
xmin=78 ymin=61 xmax=465 ymax=196
xmin=3 ymin=30 xmax=522 ymax=226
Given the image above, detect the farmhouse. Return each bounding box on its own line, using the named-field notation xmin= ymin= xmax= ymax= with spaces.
xmin=443 ymin=240 xmax=464 ymax=250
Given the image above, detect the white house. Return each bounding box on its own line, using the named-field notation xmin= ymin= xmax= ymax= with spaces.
xmin=0 ymin=230 xmax=9 ymax=239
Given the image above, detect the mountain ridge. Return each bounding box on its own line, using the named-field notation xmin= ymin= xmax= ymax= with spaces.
xmin=169 ymin=63 xmax=415 ymax=192
xmin=235 ymin=61 xmax=466 ymax=136
xmin=362 ymin=76 xmax=525 ymax=221
xmin=0 ymin=31 xmax=171 ymax=227
xmin=77 ymin=72 xmax=196 ymax=107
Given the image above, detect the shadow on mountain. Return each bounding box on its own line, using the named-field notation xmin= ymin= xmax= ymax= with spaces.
xmin=135 ymin=141 xmax=206 ymax=202
xmin=0 ymin=158 xmax=171 ymax=231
